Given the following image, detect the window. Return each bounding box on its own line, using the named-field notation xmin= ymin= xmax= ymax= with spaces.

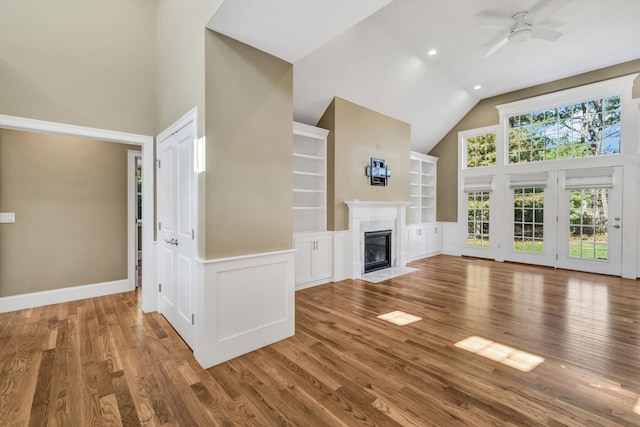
xmin=466 ymin=132 xmax=496 ymax=168
xmin=569 ymin=188 xmax=609 ymax=260
xmin=467 ymin=191 xmax=490 ymax=249
xmin=508 ymin=96 xmax=620 ymax=164
xmin=513 ymin=188 xmax=544 ymax=253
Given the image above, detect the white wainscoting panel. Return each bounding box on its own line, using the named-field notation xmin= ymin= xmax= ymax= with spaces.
xmin=441 ymin=222 xmax=462 ymax=256
xmin=0 ymin=279 xmax=129 ymax=313
xmin=194 ymin=249 xmax=295 ymax=368
xmin=332 ymin=230 xmax=350 ymax=282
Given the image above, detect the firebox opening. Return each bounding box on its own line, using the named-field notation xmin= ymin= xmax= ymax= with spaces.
xmin=364 ymin=230 xmax=392 ymax=274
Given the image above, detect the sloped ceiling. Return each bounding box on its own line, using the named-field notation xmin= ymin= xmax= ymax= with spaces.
xmin=208 ymin=0 xmax=640 ymax=154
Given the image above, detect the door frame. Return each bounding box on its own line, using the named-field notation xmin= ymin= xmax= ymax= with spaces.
xmin=0 ymin=114 xmax=157 ymax=312
xmin=128 ymin=150 xmax=142 ymax=290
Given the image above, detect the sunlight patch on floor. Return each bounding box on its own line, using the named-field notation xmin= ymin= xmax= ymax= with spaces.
xmin=633 ymin=396 xmax=640 ymax=415
xmin=455 ymin=336 xmax=545 ymax=372
xmin=377 ymin=310 xmax=422 ymax=326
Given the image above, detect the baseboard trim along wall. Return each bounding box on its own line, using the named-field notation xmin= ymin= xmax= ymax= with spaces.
xmin=0 ymin=279 xmax=130 ymax=313
xmin=193 ymin=249 xmax=295 ymax=368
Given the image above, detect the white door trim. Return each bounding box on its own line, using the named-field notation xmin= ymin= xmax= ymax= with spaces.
xmin=0 ymin=114 xmax=157 ymax=312
xmin=128 ymin=150 xmax=142 ymax=291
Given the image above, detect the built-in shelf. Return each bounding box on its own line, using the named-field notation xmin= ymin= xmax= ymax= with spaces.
xmin=293 ymin=122 xmax=329 ymax=234
xmin=408 ymin=151 xmax=438 ymax=225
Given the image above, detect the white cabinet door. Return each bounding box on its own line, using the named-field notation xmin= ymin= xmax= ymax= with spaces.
xmin=294 ymin=238 xmax=314 ymax=284
xmin=313 ymin=235 xmax=333 ymax=281
xmin=427 ymin=224 xmax=442 ymax=254
xmin=294 ymin=233 xmax=333 ymax=288
xmin=410 ymin=226 xmax=428 ymax=260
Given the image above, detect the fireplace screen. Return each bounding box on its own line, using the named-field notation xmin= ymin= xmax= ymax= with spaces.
xmin=364 ymin=230 xmax=392 ymax=273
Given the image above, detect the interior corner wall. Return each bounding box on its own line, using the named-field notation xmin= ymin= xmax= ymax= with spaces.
xmin=319 ymin=97 xmax=411 ymax=231
xmin=0 ymin=129 xmax=139 ymax=298
xmin=429 ymin=59 xmax=640 ymax=222
xmin=156 ymin=0 xmax=223 ymax=137
xmin=204 ymin=31 xmax=293 ymax=259
xmin=0 ymin=0 xmax=156 ymax=136
xmin=316 ymin=99 xmax=337 ymax=231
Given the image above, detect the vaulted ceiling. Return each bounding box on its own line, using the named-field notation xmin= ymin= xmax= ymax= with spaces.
xmin=208 ymin=0 xmax=640 ymax=153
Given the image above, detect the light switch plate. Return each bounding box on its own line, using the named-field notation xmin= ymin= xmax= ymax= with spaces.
xmin=0 ymin=212 xmax=16 ymax=223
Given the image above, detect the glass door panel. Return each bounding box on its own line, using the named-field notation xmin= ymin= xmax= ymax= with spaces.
xmin=557 ymin=168 xmax=622 ymax=275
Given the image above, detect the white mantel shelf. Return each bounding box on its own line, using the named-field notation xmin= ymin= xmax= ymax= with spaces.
xmin=345 ymin=200 xmax=412 ymax=208
xmin=345 ymin=200 xmax=411 ymax=279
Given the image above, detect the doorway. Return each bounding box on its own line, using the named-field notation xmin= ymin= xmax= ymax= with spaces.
xmin=128 ymin=151 xmax=143 ymax=289
xmin=500 ymin=167 xmax=623 ymax=276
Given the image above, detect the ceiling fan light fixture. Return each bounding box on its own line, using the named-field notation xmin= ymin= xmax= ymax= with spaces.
xmin=508 ymin=27 xmax=533 ymax=43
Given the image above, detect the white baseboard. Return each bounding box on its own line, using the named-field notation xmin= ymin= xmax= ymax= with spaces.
xmin=194 ymin=249 xmax=295 ymax=368
xmin=0 ymin=279 xmax=129 ymax=313
xmin=441 ymin=222 xmax=462 ymax=256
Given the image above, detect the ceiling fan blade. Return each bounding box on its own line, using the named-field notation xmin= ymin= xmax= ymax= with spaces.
xmin=483 ymin=36 xmax=509 ymax=58
xmin=479 ymin=24 xmax=511 ymax=31
xmin=531 ymin=26 xmax=563 ymax=41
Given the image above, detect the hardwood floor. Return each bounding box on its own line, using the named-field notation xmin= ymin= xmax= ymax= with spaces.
xmin=2 ymin=255 xmax=640 ymax=426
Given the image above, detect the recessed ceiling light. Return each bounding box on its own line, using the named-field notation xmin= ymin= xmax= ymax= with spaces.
xmin=427 ymin=49 xmax=437 ymax=56
xmin=473 ymin=85 xmax=482 ymax=90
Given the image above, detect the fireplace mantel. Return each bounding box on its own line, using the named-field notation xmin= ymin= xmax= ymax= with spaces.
xmin=345 ymin=201 xmax=411 ymax=279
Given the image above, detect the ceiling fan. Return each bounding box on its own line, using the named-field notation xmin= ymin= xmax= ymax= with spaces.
xmin=479 ymin=0 xmax=570 ymax=58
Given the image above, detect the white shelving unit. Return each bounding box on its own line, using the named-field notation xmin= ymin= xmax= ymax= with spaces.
xmin=408 ymin=151 xmax=438 ymax=224
xmin=293 ymin=122 xmax=329 ymax=233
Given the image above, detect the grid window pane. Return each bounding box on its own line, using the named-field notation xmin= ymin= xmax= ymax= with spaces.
xmin=465 ymin=133 xmax=497 ymax=168
xmin=508 ymin=96 xmax=620 ymax=164
xmin=467 ymin=191 xmax=490 ymax=248
xmin=513 ymin=188 xmax=544 ymax=254
xmin=568 ymin=189 xmax=608 ymax=260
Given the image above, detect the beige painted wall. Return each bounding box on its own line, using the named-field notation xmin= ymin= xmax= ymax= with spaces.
xmin=0 ymin=0 xmax=156 ymax=135
xmin=318 ymin=97 xmax=411 ymax=231
xmin=0 ymin=130 xmax=139 ymax=298
xmin=429 ymin=59 xmax=640 ymax=222
xmin=204 ymin=31 xmax=293 ymax=259
xmin=156 ymin=0 xmax=222 ymax=137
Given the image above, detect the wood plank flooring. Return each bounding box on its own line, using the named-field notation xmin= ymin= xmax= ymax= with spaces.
xmin=2 ymin=255 xmax=640 ymax=426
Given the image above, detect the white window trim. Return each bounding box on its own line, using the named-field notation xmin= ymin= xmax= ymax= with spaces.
xmin=457 ymin=74 xmax=640 ymax=273
xmin=495 ymin=74 xmax=638 ymax=117
xmin=459 ymin=125 xmax=500 ymax=170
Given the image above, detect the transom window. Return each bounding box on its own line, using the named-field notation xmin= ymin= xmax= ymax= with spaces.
xmin=513 ymin=188 xmax=544 ymax=254
xmin=508 ymin=96 xmax=620 ymax=164
xmin=466 ymin=132 xmax=496 ymax=168
xmin=467 ymin=191 xmax=490 ymax=249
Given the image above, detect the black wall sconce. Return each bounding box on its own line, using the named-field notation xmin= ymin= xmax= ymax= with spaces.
xmin=366 ymin=157 xmax=391 ymax=186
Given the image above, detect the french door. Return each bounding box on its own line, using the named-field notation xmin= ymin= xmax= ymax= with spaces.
xmin=502 ymin=167 xmax=622 ymax=276
xmin=556 ymin=167 xmax=622 ymax=276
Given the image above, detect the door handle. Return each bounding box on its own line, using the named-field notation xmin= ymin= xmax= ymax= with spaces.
xmin=164 ymin=238 xmax=179 ymax=246
xmin=610 ymin=225 xmax=621 ymax=229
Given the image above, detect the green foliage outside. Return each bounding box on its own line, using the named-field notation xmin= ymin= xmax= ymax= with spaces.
xmin=467 ymin=192 xmax=490 ymax=248
xmin=467 ymin=132 xmax=496 ymax=168
xmin=508 ymin=96 xmax=620 ymax=164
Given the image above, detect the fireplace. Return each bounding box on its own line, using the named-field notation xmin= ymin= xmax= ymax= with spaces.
xmin=364 ymin=230 xmax=392 ymax=273
xmin=345 ymin=201 xmax=410 ymax=279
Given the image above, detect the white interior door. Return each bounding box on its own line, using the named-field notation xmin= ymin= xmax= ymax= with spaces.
xmin=557 ymin=167 xmax=622 ymax=275
xmin=158 ymin=124 xmax=196 ymax=348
